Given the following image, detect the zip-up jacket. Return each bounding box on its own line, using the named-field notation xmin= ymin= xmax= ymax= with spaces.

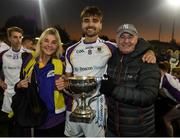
xmin=106 ymin=38 xmax=160 ymax=136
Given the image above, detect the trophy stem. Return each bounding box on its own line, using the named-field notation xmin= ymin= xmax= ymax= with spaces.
xmin=81 ymin=93 xmax=86 ymax=109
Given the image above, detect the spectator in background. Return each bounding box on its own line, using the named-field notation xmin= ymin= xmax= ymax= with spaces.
xmin=0 ymin=26 xmax=29 ymax=136
xmin=172 ymin=67 xmax=180 ymax=79
xmin=22 ymin=36 xmax=35 ymax=51
xmin=0 ymin=33 xmax=10 ymax=105
xmin=159 ymin=61 xmax=180 ymax=137
xmin=100 ymin=24 xmax=160 ymax=136
xmin=169 ymin=52 xmax=179 ymax=73
xmin=159 ymin=61 xmax=180 ymax=100
xmin=166 ymin=49 xmax=174 ymax=61
xmin=0 ymin=33 xmax=10 ymax=132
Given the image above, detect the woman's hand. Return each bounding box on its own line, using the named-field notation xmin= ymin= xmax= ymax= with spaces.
xmin=55 ymin=76 xmax=68 ymax=91
xmin=17 ymin=79 xmax=29 ymax=89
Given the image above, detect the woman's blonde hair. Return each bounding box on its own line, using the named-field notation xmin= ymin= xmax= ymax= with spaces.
xmin=35 ymin=27 xmax=63 ymax=58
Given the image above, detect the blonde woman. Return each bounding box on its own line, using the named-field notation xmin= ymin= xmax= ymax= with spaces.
xmin=15 ymin=28 xmax=66 ymax=136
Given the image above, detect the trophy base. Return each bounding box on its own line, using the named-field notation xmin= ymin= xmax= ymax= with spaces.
xmin=70 ymin=110 xmax=96 ymax=123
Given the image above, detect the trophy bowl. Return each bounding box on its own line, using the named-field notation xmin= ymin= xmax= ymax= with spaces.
xmin=68 ymin=76 xmax=98 ymax=96
xmin=65 ymin=76 xmax=99 ymax=123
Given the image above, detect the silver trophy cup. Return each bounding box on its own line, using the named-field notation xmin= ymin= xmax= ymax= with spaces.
xmin=64 ymin=76 xmax=100 ymax=123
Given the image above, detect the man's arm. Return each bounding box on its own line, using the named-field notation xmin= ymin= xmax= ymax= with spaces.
xmin=0 ymin=51 xmax=7 ymax=90
xmin=142 ymin=50 xmax=156 ymax=63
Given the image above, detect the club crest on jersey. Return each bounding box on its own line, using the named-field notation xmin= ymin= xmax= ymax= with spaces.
xmin=47 ymin=70 xmax=54 ymax=78
xmin=88 ymin=49 xmax=92 ymax=55
xmin=13 ymin=54 xmax=18 ymax=59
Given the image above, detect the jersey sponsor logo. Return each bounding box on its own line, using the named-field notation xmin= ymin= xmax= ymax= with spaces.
xmin=47 ymin=70 xmax=54 ymax=78
xmin=76 ymin=49 xmax=85 ymax=54
xmin=94 ymin=65 xmax=106 ymax=70
xmin=3 ymin=66 xmax=21 ymax=70
xmin=80 ymin=66 xmax=93 ymax=71
xmin=74 ymin=65 xmax=106 ymax=72
xmin=74 ymin=66 xmax=93 ymax=72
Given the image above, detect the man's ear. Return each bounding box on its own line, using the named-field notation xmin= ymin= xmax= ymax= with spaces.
xmin=99 ymin=22 xmax=102 ymax=31
xmin=116 ymin=36 xmax=119 ymax=44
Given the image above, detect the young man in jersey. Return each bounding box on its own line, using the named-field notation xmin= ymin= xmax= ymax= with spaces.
xmin=64 ymin=6 xmax=156 ymax=137
xmin=0 ymin=26 xmax=29 ymax=136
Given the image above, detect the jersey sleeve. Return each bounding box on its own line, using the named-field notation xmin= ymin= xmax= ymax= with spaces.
xmin=0 ymin=50 xmax=8 ymax=74
xmin=65 ymin=48 xmax=73 ymax=73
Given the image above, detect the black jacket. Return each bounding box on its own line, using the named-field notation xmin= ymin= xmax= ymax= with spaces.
xmin=106 ymin=38 xmax=160 ymax=136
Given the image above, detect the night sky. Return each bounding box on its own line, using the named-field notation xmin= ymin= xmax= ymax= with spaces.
xmin=1 ymin=0 xmax=180 ymax=42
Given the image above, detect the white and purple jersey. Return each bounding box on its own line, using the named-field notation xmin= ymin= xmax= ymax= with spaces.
xmin=65 ymin=37 xmax=117 ymax=77
xmin=0 ymin=47 xmax=29 ymax=113
xmin=160 ymin=73 xmax=180 ymax=102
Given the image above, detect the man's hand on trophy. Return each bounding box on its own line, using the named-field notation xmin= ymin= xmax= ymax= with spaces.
xmin=99 ymin=75 xmax=116 ymax=96
xmin=55 ymin=75 xmax=68 ymax=91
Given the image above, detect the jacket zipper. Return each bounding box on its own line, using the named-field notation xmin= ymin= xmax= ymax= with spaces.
xmin=117 ymin=55 xmax=124 ymax=84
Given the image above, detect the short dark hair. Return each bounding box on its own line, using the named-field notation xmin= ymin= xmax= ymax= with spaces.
xmin=22 ymin=36 xmax=34 ymax=44
xmin=159 ymin=61 xmax=171 ymax=73
xmin=7 ymin=26 xmax=23 ymax=38
xmin=80 ymin=6 xmax=103 ymax=21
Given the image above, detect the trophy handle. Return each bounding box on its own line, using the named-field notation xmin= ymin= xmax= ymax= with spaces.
xmin=62 ymin=80 xmax=76 ymax=96
xmin=88 ymin=92 xmax=102 ymax=106
xmin=63 ymin=88 xmax=72 ymax=96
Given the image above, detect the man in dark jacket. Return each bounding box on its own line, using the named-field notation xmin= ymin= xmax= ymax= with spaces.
xmin=100 ymin=24 xmax=160 ymax=136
